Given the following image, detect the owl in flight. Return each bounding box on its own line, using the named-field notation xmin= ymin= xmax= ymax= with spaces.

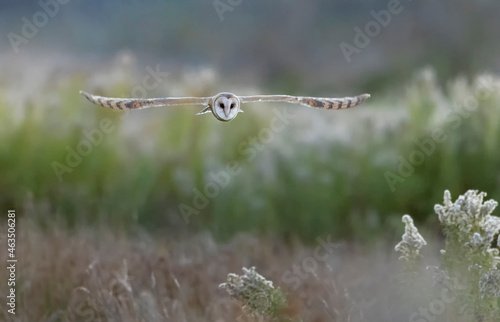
xmin=80 ymin=91 xmax=370 ymax=122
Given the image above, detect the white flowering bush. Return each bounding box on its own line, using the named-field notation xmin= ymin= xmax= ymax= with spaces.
xmin=219 ymin=267 xmax=287 ymax=320
xmin=395 ymin=214 xmax=427 ymax=263
xmin=396 ymin=190 xmax=500 ymax=321
xmin=435 ymin=190 xmax=500 ymax=269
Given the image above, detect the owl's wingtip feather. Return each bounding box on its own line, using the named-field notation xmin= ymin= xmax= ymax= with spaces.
xmin=80 ymin=90 xmax=90 ymax=98
xmin=80 ymin=91 xmax=95 ymax=104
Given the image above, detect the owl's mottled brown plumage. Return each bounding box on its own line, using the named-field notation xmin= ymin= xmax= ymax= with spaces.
xmin=80 ymin=91 xmax=370 ymax=122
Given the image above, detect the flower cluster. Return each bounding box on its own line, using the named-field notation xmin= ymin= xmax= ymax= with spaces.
xmin=434 ymin=190 xmax=500 ymax=266
xmin=433 ymin=189 xmax=500 ymax=314
xmin=219 ymin=267 xmax=286 ymax=319
xmin=395 ymin=214 xmax=427 ymax=262
xmin=480 ymin=268 xmax=500 ymax=298
xmin=396 ymin=189 xmax=500 ymax=320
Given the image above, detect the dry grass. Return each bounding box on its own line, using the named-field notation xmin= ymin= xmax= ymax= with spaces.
xmin=1 ymin=217 xmax=419 ymax=322
xmin=1 ymin=192 xmax=499 ymax=322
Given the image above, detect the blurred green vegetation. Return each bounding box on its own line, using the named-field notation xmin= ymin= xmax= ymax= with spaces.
xmin=1 ymin=68 xmax=499 ymax=243
xmin=2 ymin=1 xmax=500 ymax=94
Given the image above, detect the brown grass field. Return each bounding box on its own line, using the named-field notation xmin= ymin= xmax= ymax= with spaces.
xmin=2 ymin=217 xmax=423 ymax=322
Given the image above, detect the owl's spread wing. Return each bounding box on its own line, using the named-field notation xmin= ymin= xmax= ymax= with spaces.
xmin=239 ymin=93 xmax=370 ymax=110
xmin=80 ymin=91 xmax=211 ymax=110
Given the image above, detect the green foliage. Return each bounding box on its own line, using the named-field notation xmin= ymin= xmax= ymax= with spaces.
xmin=1 ymin=68 xmax=500 ymax=242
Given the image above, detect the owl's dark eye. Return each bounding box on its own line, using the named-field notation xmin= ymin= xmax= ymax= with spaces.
xmin=230 ymin=103 xmax=235 ymax=109
xmin=219 ymin=103 xmax=224 ymax=108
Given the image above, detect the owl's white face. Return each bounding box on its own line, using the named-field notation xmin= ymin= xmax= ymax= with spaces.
xmin=212 ymin=93 xmax=241 ymax=122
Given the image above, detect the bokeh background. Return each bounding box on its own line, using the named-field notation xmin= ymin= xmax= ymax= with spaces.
xmin=1 ymin=1 xmax=500 ymax=321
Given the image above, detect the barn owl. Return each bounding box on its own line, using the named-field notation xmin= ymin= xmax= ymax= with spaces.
xmin=80 ymin=91 xmax=370 ymax=122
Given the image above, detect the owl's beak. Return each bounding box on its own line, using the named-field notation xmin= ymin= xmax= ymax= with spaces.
xmin=224 ymin=105 xmax=230 ymax=117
